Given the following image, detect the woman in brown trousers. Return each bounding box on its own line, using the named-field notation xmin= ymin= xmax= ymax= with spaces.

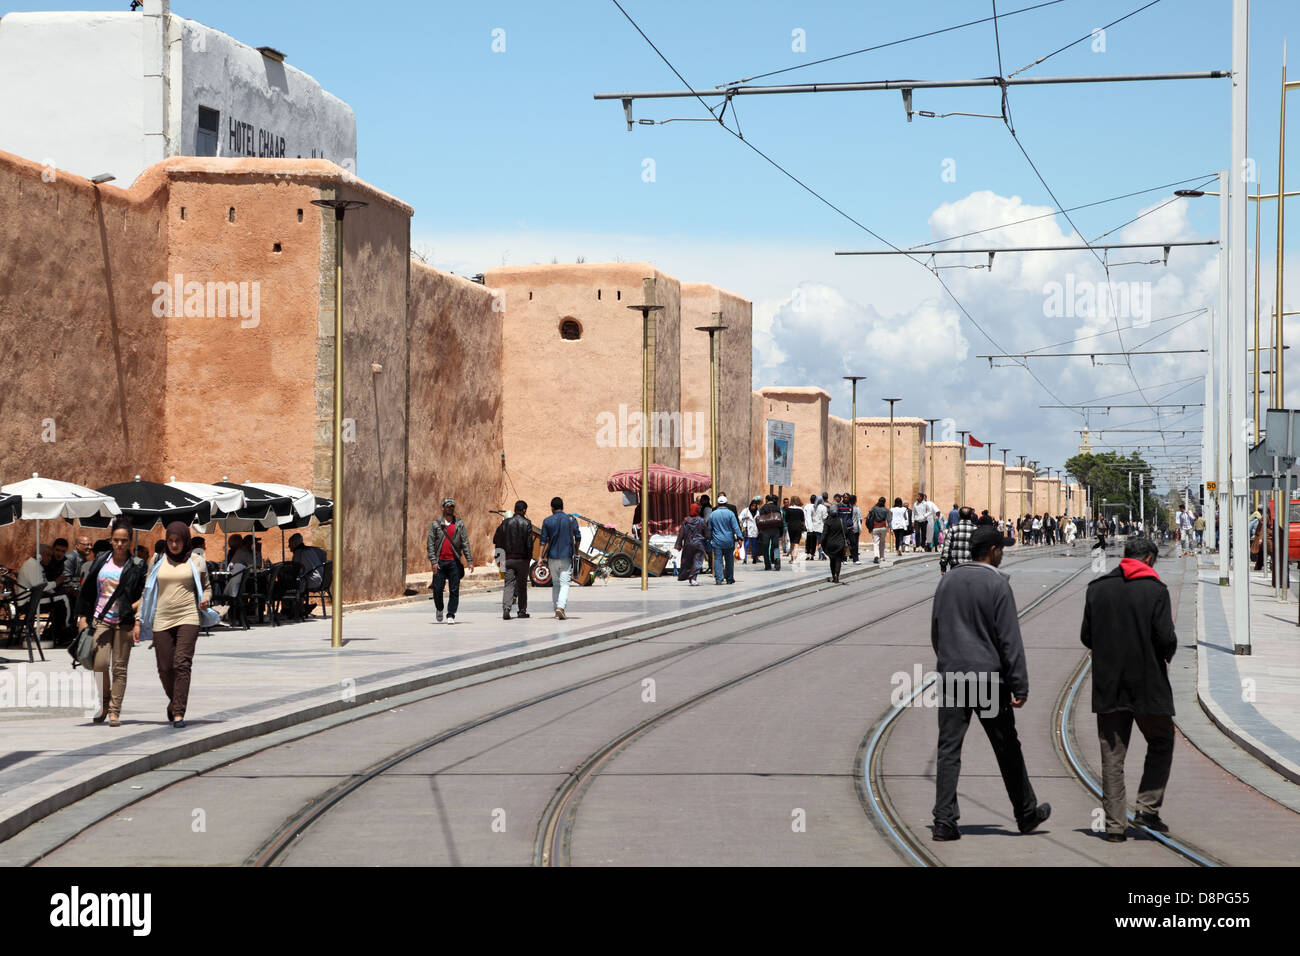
xmin=138 ymin=521 xmax=212 ymax=728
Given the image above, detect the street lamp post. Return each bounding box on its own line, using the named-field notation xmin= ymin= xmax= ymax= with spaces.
xmin=629 ymin=297 xmax=664 ymax=592
xmin=925 ymin=417 xmax=939 ymax=505
xmin=1016 ymin=455 xmax=1027 ymax=520
xmin=1000 ymin=448 xmax=1009 ymax=521
xmin=845 ymin=376 xmax=865 ymax=502
xmin=884 ymin=398 xmax=901 ymax=509
xmin=987 ymin=443 xmax=996 ymax=515
xmin=310 ymin=195 xmax=368 ymax=650
xmin=957 ymin=430 xmax=970 ymax=506
xmin=696 ymin=319 xmax=729 ymax=506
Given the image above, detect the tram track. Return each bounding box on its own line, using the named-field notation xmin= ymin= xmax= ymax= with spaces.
xmin=250 ymin=552 xmax=953 ymax=866
xmin=257 ymin=548 xmax=1069 ymax=867
xmin=858 ymin=558 xmax=1094 ymax=866
xmin=1051 ymin=552 xmax=1225 ymax=867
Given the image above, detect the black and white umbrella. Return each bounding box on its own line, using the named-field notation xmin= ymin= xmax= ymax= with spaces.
xmin=1 ymin=473 xmax=123 ymax=556
xmin=80 ymin=476 xmax=212 ymax=530
xmin=210 ymin=480 xmax=294 ymax=532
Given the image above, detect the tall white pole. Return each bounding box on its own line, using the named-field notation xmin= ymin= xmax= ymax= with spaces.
xmin=1218 ymin=177 xmax=1232 ymax=586
xmin=1203 ymin=324 xmax=1217 ymax=550
xmin=1230 ymin=0 xmax=1253 ymax=653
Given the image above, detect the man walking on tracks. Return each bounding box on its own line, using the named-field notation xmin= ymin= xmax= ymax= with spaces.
xmin=494 ymin=500 xmax=534 ymax=620
xmin=540 ymin=497 xmax=581 ymax=620
xmin=930 ymin=525 xmax=1051 ymax=841
xmin=427 ymin=498 xmax=472 ymax=624
xmin=1080 ymin=535 xmax=1177 ymax=842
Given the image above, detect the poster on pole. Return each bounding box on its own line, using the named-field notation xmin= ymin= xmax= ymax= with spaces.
xmin=766 ymin=419 xmax=794 ymax=487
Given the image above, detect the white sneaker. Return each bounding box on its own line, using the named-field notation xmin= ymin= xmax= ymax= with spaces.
xmin=446 ymin=615 xmax=456 ymax=624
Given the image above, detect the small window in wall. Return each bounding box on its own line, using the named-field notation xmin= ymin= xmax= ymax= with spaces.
xmin=560 ymin=319 xmax=582 ymax=340
xmin=196 ymin=106 xmax=220 ymax=157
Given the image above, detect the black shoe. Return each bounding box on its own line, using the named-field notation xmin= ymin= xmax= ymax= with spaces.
xmin=932 ymin=822 xmax=961 ymax=841
xmin=503 ymin=611 xmax=511 ymax=620
xmin=173 ymin=719 xmax=186 ymax=729
xmin=1104 ymin=832 xmax=1127 ymax=843
xmin=873 ymin=557 xmax=880 ymax=564
xmin=1018 ymin=802 xmax=1051 ymax=834
xmin=517 ymin=612 xmax=530 ymax=619
xmin=1134 ymin=811 xmax=1169 ymax=833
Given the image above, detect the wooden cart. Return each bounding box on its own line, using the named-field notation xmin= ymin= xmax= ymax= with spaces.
xmin=580 ymin=516 xmax=670 ymax=578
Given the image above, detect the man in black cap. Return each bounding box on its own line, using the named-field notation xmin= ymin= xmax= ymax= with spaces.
xmin=494 ymin=500 xmax=533 ymax=620
xmin=930 ymin=524 xmax=1051 ymax=841
xmin=427 ymin=498 xmax=472 ymax=624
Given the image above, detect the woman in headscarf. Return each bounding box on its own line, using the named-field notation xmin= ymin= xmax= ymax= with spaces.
xmin=675 ymin=502 xmax=709 ymax=586
xmin=138 ymin=521 xmax=212 ymax=728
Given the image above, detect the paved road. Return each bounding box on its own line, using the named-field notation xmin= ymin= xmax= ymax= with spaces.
xmin=31 ymin=548 xmax=1298 ymax=866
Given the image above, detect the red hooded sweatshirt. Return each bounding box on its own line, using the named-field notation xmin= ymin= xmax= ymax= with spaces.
xmin=1119 ymin=557 xmax=1160 ymax=581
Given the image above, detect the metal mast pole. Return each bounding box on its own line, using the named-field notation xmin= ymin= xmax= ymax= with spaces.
xmin=846 ymin=377 xmax=865 ymax=502
xmin=957 ymin=431 xmax=970 ymax=506
xmin=1230 ymin=0 xmax=1252 ymax=653
xmin=628 ymin=294 xmax=664 ymax=593
xmin=1218 ymin=175 xmax=1232 ymax=587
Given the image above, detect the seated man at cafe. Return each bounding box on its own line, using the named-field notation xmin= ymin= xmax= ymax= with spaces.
xmin=18 ymin=545 xmax=73 ymax=645
xmin=288 ymin=533 xmax=327 ymax=589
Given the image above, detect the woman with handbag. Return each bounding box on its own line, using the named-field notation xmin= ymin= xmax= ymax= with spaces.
xmin=75 ymin=517 xmax=147 ymax=727
xmin=138 ymin=522 xmax=215 ymax=728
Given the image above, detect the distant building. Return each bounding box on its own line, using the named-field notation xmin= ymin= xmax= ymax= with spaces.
xmin=0 ymin=0 xmax=356 ymax=185
xmin=1078 ymin=428 xmax=1094 ymax=455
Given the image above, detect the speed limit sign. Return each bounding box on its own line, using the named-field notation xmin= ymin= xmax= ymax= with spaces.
xmin=1207 ymin=481 xmax=1217 ymax=491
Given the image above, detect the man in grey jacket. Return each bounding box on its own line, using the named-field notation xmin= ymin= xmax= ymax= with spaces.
xmin=427 ymin=498 xmax=473 ymax=623
xmin=930 ymin=525 xmax=1051 ymax=841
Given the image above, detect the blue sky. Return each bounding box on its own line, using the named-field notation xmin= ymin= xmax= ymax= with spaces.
xmin=10 ymin=0 xmax=1300 ymax=494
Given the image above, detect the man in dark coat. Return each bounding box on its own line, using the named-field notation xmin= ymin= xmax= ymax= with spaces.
xmin=1080 ymin=535 xmax=1176 ymax=842
xmin=930 ymin=525 xmax=1051 ymax=841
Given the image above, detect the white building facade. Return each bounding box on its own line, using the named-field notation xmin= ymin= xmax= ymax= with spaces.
xmin=0 ymin=0 xmax=356 ymax=184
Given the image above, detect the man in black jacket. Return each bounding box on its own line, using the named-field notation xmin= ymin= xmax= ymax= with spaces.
xmin=930 ymin=525 xmax=1051 ymax=841
xmin=494 ymin=500 xmax=533 ymax=620
xmin=1081 ymin=535 xmax=1177 ymax=842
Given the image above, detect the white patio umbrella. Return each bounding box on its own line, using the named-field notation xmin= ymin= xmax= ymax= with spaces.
xmin=1 ymin=473 xmax=122 ymax=557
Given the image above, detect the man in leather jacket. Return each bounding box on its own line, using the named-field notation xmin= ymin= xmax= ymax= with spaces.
xmin=494 ymin=500 xmax=534 ymax=620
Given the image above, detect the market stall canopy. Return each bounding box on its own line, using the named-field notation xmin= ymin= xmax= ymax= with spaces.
xmin=606 ymin=464 xmax=712 ymax=495
xmin=1 ymin=474 xmax=123 ymax=521
xmin=0 ymin=492 xmax=22 ymax=527
xmin=80 ymin=476 xmax=212 ymax=530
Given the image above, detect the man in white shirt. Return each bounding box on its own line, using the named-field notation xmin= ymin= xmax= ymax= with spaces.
xmin=913 ymin=494 xmax=936 ymax=553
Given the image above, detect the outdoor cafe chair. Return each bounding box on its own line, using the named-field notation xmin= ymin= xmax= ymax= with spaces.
xmin=14 ymin=581 xmax=47 ymax=662
xmin=267 ymin=562 xmax=306 ymax=626
xmin=306 ymin=560 xmax=332 ymax=618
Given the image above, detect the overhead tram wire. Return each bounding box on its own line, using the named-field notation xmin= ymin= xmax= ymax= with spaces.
xmin=1021 ymin=308 xmax=1206 ymax=354
xmin=1001 ymin=130 xmax=1162 ymax=438
xmin=720 ymin=0 xmax=1068 ymax=87
xmin=910 ymin=173 xmax=1217 ymax=250
xmin=990 ymin=0 xmax=1176 ymax=456
xmin=1007 ymin=0 xmax=1165 ymax=78
xmin=607 ymin=0 xmax=1082 ymax=417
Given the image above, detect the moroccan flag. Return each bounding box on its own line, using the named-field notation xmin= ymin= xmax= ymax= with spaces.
xmin=968 ymin=435 xmax=985 ymax=448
